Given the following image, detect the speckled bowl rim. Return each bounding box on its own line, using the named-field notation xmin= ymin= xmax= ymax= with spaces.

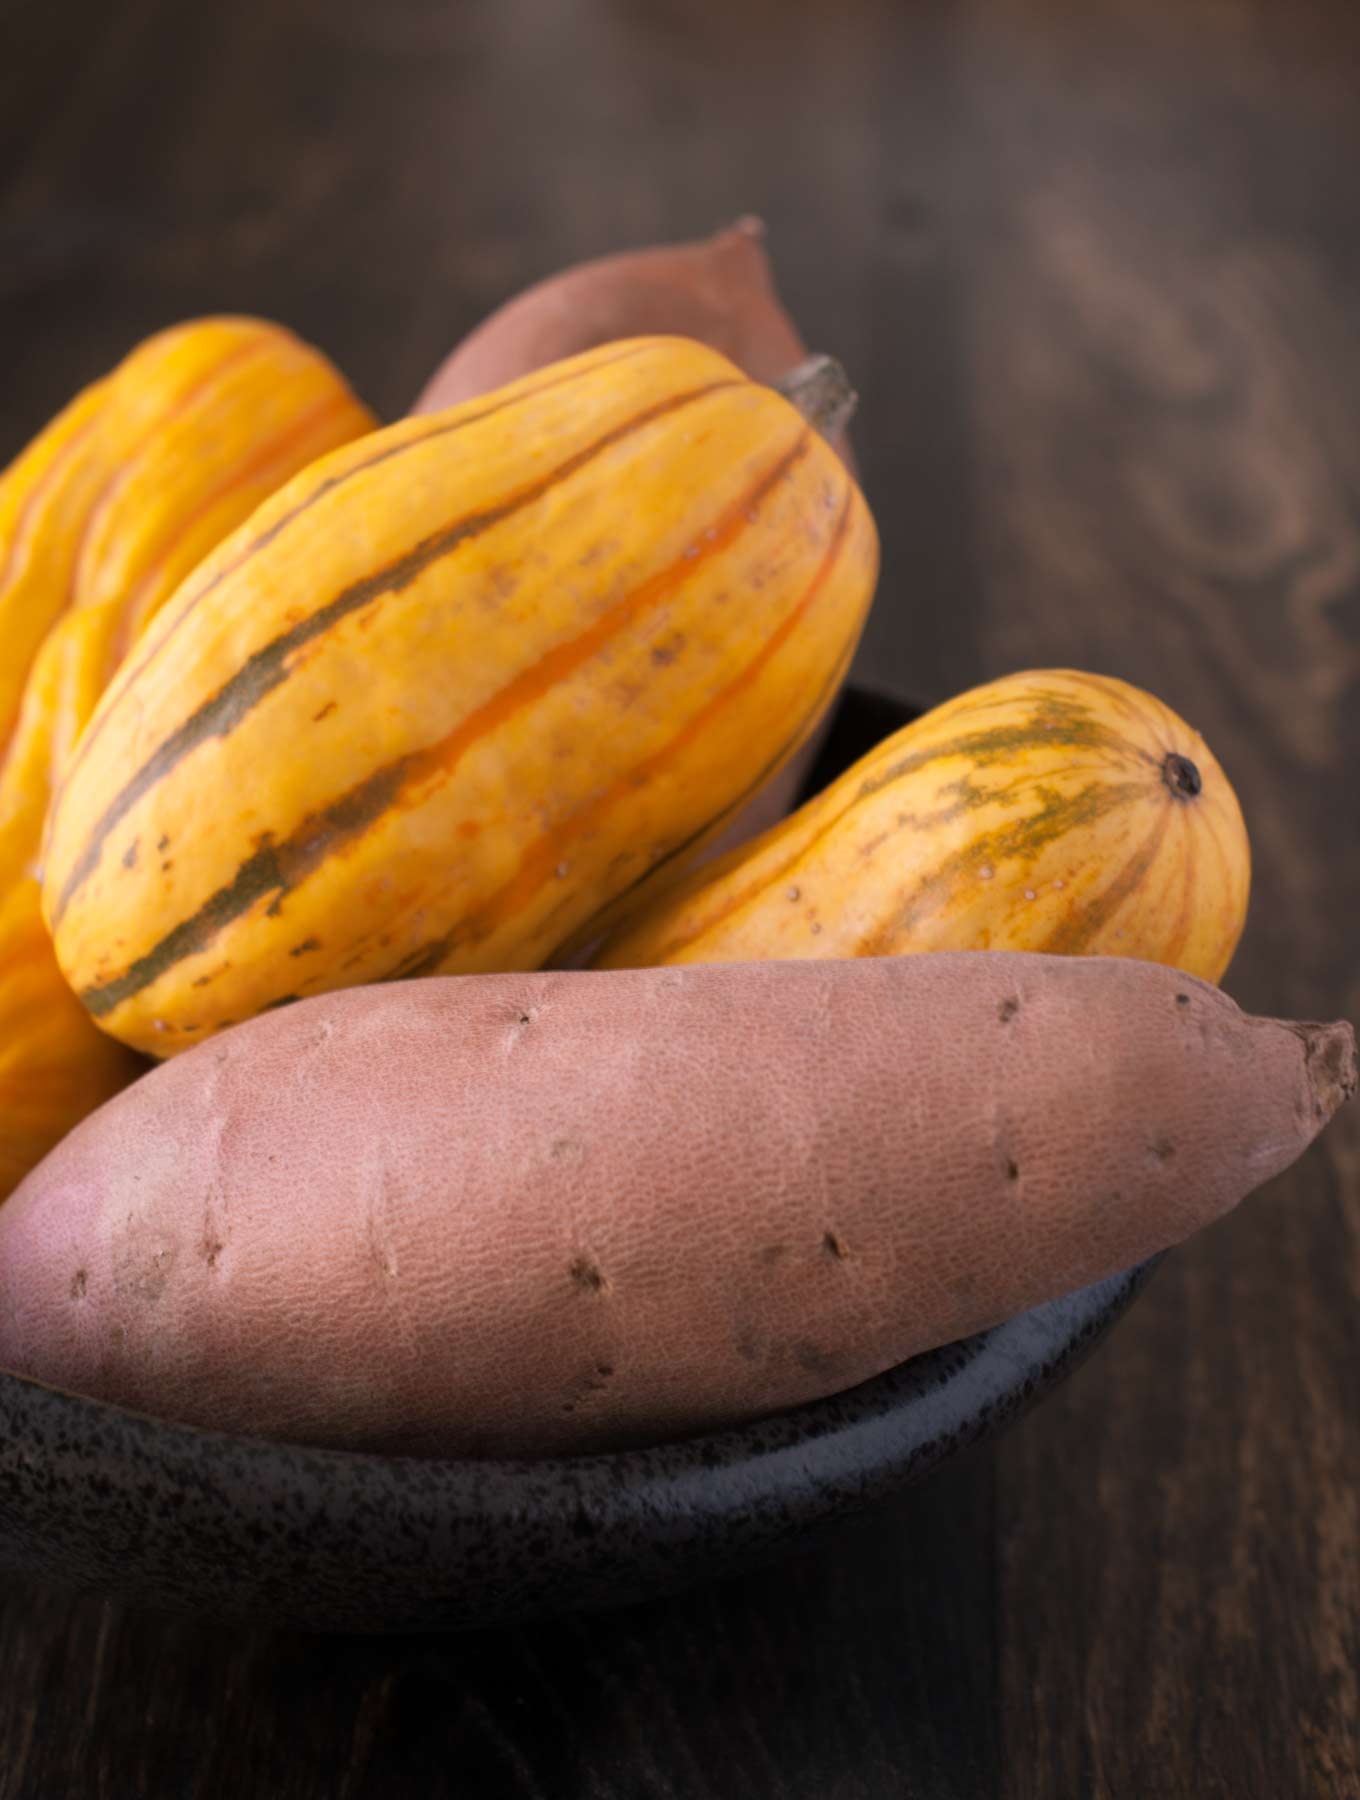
xmin=0 ymin=1258 xmax=1160 ymax=1632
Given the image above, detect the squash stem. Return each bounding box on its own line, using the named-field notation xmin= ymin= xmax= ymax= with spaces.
xmin=775 ymin=356 xmax=858 ymax=443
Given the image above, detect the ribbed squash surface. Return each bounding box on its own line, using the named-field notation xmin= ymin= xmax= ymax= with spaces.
xmin=594 ymin=668 xmax=1250 ymax=983
xmin=0 ymin=315 xmax=374 ymax=878
xmin=45 ymin=337 xmax=879 ymax=1055
xmin=0 ymin=315 xmax=374 ymax=1196
xmin=0 ymin=882 xmax=142 ymax=1201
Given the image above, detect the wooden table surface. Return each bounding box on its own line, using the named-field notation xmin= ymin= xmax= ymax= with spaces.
xmin=2 ymin=1 xmax=1357 ymax=1793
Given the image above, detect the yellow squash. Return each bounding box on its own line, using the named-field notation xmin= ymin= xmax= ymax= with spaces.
xmin=45 ymin=337 xmax=879 ymax=1057
xmin=0 ymin=317 xmax=374 ymax=1197
xmin=0 ymin=880 xmax=143 ymax=1201
xmin=0 ymin=315 xmax=375 ymax=877
xmin=593 ymin=668 xmax=1250 ymax=983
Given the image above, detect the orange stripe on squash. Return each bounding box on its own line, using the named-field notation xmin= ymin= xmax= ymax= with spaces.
xmin=45 ymin=337 xmax=878 ymax=1054
xmin=392 ymin=478 xmax=856 ymax=981
xmin=105 ymin=384 xmax=366 ymax=673
xmin=0 ymin=315 xmax=375 ymax=1199
xmin=52 ymin=375 xmax=746 ymax=931
xmin=592 ymin=668 xmax=1251 ymax=986
xmin=60 ymin=340 xmax=657 ymax=803
xmin=68 ymin=337 xmax=270 ymax=611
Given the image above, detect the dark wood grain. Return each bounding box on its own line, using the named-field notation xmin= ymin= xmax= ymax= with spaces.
xmin=952 ymin=7 xmax=1360 ymax=1794
xmin=1 ymin=0 xmax=1357 ymax=1794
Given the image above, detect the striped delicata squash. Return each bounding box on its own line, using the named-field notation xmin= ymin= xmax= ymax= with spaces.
xmin=594 ymin=669 xmax=1251 ymax=984
xmin=0 ymin=317 xmax=374 ymax=1196
xmin=0 ymin=317 xmax=374 ymax=872
xmin=44 ymin=337 xmax=879 ymax=1056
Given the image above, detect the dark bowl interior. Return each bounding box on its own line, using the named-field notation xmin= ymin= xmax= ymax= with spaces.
xmin=0 ymin=687 xmax=1158 ymax=1632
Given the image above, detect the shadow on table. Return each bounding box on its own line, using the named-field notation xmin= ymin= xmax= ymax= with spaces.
xmin=2 ymin=1446 xmax=996 ymax=1800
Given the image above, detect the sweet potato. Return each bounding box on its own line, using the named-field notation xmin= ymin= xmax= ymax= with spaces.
xmin=413 ymin=217 xmax=837 ymax=437
xmin=0 ymin=954 xmax=1348 ymax=1459
xmin=411 ymin=218 xmax=854 ymax=868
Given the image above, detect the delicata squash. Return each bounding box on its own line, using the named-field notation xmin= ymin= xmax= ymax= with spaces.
xmin=594 ymin=669 xmax=1251 ymax=983
xmin=0 ymin=316 xmax=373 ymax=1196
xmin=45 ymin=336 xmax=878 ymax=1056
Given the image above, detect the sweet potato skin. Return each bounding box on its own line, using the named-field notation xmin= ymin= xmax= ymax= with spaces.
xmin=0 ymin=954 xmax=1348 ymax=1458
xmin=413 ymin=217 xmax=823 ymax=426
